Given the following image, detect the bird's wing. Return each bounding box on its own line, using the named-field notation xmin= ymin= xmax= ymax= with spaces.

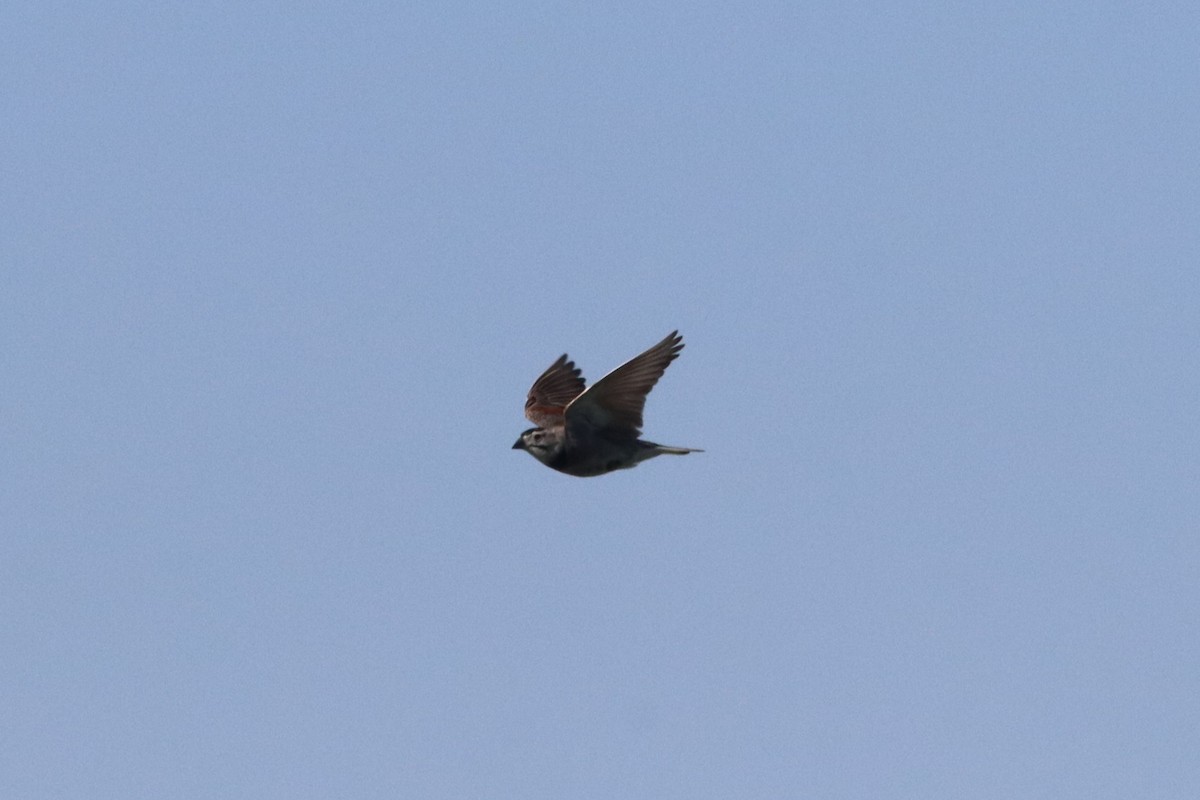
xmin=524 ymin=354 xmax=586 ymax=427
xmin=564 ymin=331 xmax=683 ymax=438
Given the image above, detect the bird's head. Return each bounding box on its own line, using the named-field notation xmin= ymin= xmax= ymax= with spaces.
xmin=512 ymin=427 xmax=558 ymax=463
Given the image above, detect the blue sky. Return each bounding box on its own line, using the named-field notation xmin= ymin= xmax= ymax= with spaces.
xmin=3 ymin=2 xmax=1198 ymax=797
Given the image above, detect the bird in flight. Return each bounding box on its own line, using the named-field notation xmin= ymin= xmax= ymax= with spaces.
xmin=512 ymin=331 xmax=702 ymax=476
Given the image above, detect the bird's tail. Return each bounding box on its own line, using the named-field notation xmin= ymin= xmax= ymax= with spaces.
xmin=651 ymin=443 xmax=704 ymax=455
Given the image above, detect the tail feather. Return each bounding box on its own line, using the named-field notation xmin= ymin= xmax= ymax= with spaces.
xmin=652 ymin=444 xmax=703 ymax=455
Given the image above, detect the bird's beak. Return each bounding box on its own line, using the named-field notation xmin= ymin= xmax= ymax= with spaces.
xmin=512 ymin=437 xmax=525 ymax=450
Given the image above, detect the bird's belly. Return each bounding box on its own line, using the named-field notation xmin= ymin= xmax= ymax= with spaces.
xmin=553 ymin=440 xmax=639 ymax=477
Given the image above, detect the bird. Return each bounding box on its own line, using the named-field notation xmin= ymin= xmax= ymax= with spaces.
xmin=512 ymin=331 xmax=702 ymax=476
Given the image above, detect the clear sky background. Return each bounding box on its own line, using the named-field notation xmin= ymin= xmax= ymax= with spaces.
xmin=3 ymin=2 xmax=1198 ymax=798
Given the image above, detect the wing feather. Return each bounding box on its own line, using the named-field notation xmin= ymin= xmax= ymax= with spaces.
xmin=524 ymin=354 xmax=586 ymax=427
xmin=564 ymin=331 xmax=684 ymax=438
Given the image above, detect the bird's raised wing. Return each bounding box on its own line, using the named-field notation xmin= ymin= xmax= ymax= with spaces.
xmin=564 ymin=331 xmax=683 ymax=438
xmin=524 ymin=354 xmax=586 ymax=427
